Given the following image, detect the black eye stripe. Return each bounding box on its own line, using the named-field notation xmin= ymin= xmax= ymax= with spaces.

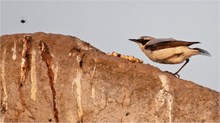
xmin=138 ymin=39 xmax=149 ymax=45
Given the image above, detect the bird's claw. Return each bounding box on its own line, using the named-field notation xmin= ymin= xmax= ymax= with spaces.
xmin=164 ymin=71 xmax=180 ymax=78
xmin=173 ymin=73 xmax=180 ymax=78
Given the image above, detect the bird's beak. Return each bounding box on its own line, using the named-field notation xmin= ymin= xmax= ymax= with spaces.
xmin=129 ymin=39 xmax=139 ymax=42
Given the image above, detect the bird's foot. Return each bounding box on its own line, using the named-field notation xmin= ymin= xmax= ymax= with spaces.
xmin=173 ymin=73 xmax=180 ymax=78
xmin=164 ymin=71 xmax=180 ymax=78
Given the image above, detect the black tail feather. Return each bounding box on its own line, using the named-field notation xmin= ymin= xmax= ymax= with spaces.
xmin=194 ymin=48 xmax=211 ymax=56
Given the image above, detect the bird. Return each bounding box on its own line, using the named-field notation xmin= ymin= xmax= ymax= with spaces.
xmin=20 ymin=19 xmax=26 ymax=23
xmin=129 ymin=36 xmax=210 ymax=77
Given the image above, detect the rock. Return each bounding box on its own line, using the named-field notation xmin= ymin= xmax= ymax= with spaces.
xmin=0 ymin=32 xmax=219 ymax=122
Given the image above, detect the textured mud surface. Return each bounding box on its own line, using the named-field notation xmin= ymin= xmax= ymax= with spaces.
xmin=0 ymin=32 xmax=219 ymax=122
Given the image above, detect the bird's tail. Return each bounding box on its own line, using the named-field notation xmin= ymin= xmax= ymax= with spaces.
xmin=193 ymin=48 xmax=211 ymax=56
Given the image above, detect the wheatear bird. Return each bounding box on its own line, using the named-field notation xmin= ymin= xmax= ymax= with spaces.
xmin=129 ymin=36 xmax=210 ymax=77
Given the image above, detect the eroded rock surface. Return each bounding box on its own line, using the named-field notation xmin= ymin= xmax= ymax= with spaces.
xmin=0 ymin=32 xmax=219 ymax=122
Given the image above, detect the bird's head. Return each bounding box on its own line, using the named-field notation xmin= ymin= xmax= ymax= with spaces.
xmin=129 ymin=36 xmax=154 ymax=46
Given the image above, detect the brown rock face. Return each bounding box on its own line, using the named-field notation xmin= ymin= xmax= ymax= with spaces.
xmin=0 ymin=32 xmax=219 ymax=122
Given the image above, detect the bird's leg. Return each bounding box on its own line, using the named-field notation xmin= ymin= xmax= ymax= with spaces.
xmin=173 ymin=59 xmax=189 ymax=77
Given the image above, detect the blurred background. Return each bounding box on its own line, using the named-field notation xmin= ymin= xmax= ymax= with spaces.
xmin=1 ymin=0 xmax=219 ymax=91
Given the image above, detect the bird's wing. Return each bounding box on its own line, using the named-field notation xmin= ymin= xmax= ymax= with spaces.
xmin=157 ymin=38 xmax=177 ymax=42
xmin=145 ymin=38 xmax=200 ymax=51
xmin=146 ymin=38 xmax=176 ymax=45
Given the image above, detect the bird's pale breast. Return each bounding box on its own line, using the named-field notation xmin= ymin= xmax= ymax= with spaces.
xmin=142 ymin=46 xmax=199 ymax=64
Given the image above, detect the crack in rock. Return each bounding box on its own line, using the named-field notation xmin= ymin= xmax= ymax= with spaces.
xmin=70 ymin=46 xmax=92 ymax=123
xmin=1 ymin=48 xmax=8 ymax=114
xmin=16 ymin=35 xmax=34 ymax=121
xmin=20 ymin=35 xmax=32 ymax=86
xmin=73 ymin=54 xmax=85 ymax=123
xmin=91 ymin=85 xmax=96 ymax=99
xmin=52 ymin=61 xmax=59 ymax=84
xmin=12 ymin=35 xmax=36 ymax=122
xmin=39 ymin=41 xmax=59 ymax=123
xmin=30 ymin=50 xmax=37 ymax=101
xmin=11 ymin=41 xmax=17 ymax=60
xmin=155 ymin=74 xmax=174 ymax=123
xmin=74 ymin=67 xmax=83 ymax=122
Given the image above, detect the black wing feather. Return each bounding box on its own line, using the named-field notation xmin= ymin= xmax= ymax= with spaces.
xmin=145 ymin=41 xmax=200 ymax=51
